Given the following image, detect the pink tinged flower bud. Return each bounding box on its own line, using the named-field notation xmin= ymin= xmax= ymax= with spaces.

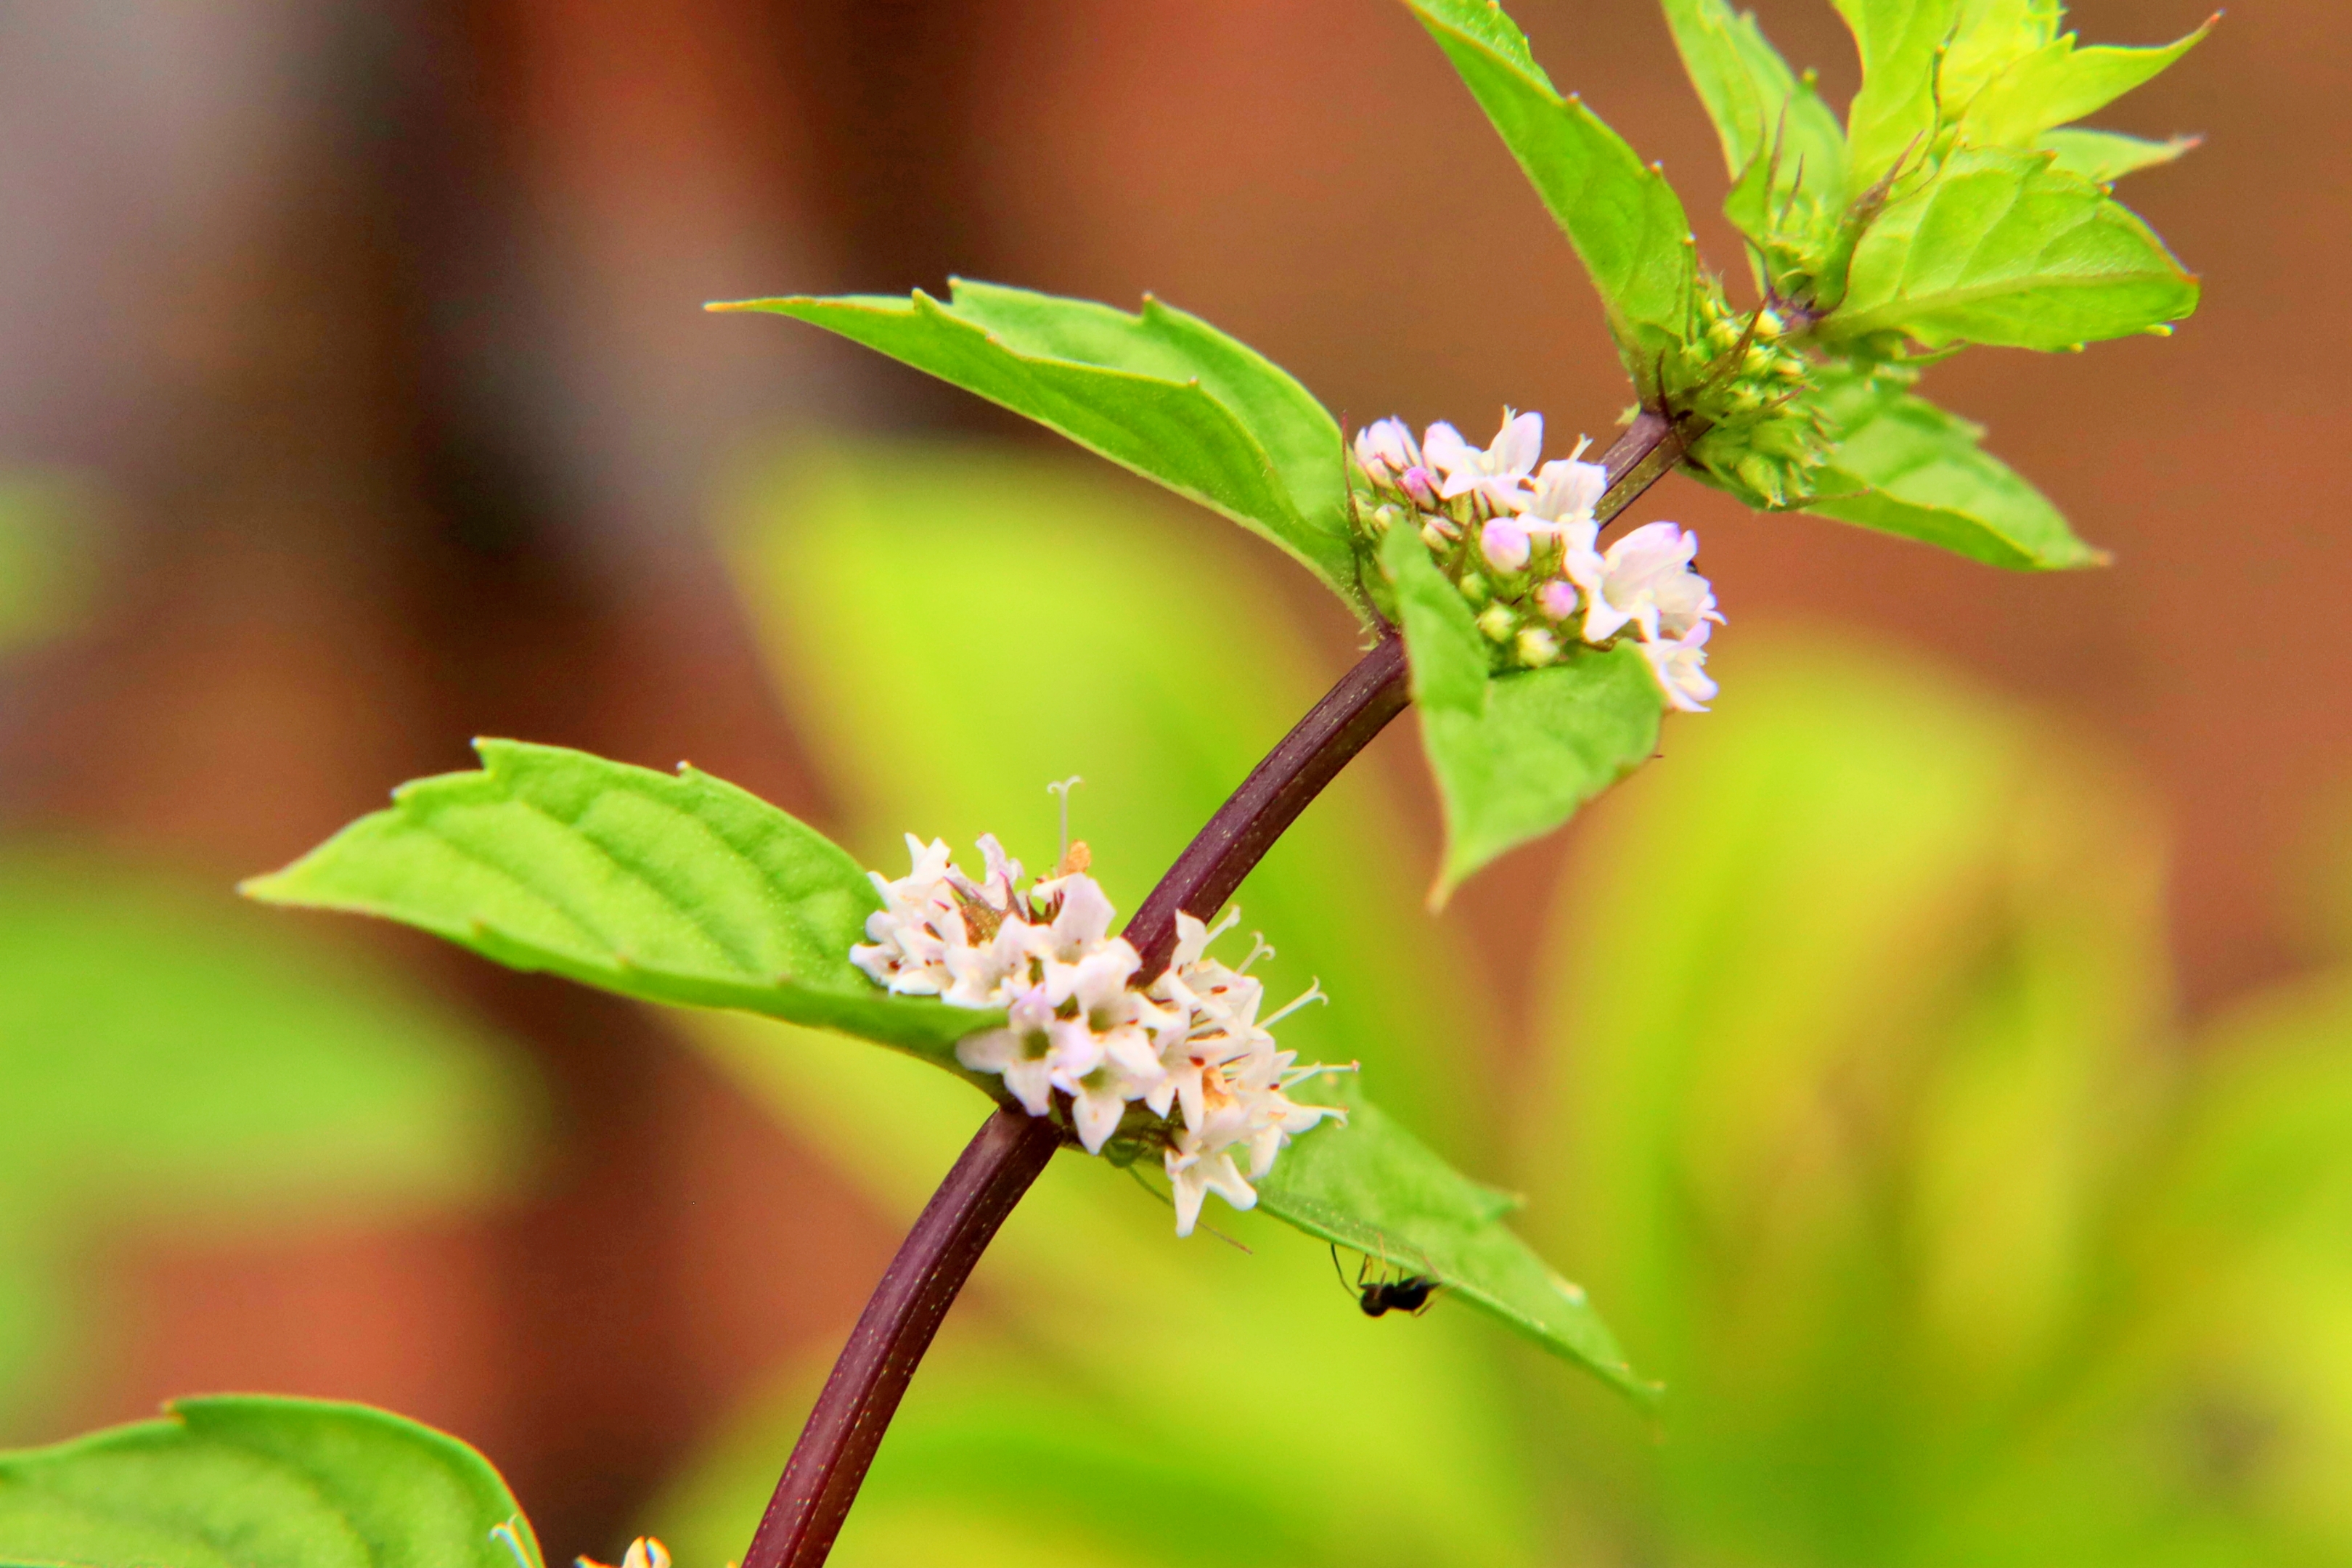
xmin=1401 ymin=465 xmax=1439 ymax=507
xmin=1352 ymin=416 xmax=1419 ymax=481
xmin=1536 ymin=579 xmax=1579 ymax=621
xmin=1479 ymin=517 xmax=1532 ymax=573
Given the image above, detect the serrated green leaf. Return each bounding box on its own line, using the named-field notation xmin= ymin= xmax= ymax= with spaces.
xmin=1380 ymin=526 xmax=1488 ymax=717
xmin=1421 ymin=642 xmax=1664 ymax=901
xmin=1662 ymin=0 xmax=1847 ymax=238
xmin=1940 ymin=0 xmax=2062 ymax=107
xmin=1956 ymin=20 xmax=2213 ymax=149
xmin=243 ymin=739 xmax=990 ymax=1064
xmin=2035 ymin=126 xmax=2200 ymax=184
xmin=1400 ymin=0 xmax=1694 ymax=367
xmin=1824 ymin=145 xmax=2197 ymax=349
xmin=0 ymin=1396 xmax=540 ymax=1568
xmin=1834 ymin=0 xmax=1960 ymax=195
xmin=714 ymin=282 xmax=1360 ymax=611
xmin=1793 ymin=367 xmax=2100 ymax=568
xmin=1256 ymin=1075 xmax=1653 ymax=1399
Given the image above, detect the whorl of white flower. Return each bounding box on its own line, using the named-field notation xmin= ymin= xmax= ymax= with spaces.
xmin=1641 ymin=621 xmax=1720 ymax=713
xmin=853 ymin=838 xmax=1344 ymax=1230
xmin=1352 ymin=416 xmax=1421 ymax=484
xmin=1422 ymin=409 xmax=1544 ymax=511
xmin=1522 ymin=449 xmax=1607 ymax=536
xmin=1567 ymin=520 xmax=1724 ymax=646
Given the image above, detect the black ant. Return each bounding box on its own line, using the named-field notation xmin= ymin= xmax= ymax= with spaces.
xmin=1331 ymin=1244 xmax=1440 ymax=1318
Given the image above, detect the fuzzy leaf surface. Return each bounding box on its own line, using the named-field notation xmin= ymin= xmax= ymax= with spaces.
xmin=717 ymin=282 xmax=1358 ymax=608
xmin=1834 ymin=0 xmax=1960 ymax=195
xmin=1663 ymin=0 xmax=1847 ymax=226
xmin=2035 ymin=127 xmax=2200 ymax=184
xmin=1826 ymin=146 xmax=2198 ymax=348
xmin=245 ymin=740 xmax=989 ymax=1061
xmin=1256 ymin=1075 xmax=1651 ymax=1399
xmin=1401 ymin=0 xmax=1694 ymax=366
xmin=1956 ymin=22 xmax=2213 ymax=148
xmin=1799 ymin=368 xmax=2099 ymax=569
xmin=0 ymin=1397 xmax=540 ymax=1568
xmin=1421 ymin=642 xmax=1664 ymax=900
xmin=1380 ymin=525 xmax=1489 ymax=717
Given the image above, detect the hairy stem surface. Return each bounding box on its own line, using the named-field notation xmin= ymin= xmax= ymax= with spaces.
xmin=743 ymin=1106 xmax=1061 ymax=1568
xmin=743 ymin=404 xmax=1689 ymax=1568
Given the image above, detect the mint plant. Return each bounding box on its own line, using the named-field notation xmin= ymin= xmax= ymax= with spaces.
xmin=0 ymin=2 xmax=2209 ymax=1565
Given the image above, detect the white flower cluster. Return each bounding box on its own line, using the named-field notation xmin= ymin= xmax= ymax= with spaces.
xmin=1354 ymin=410 xmax=1723 ymax=712
xmin=852 ymin=835 xmax=1345 ymax=1236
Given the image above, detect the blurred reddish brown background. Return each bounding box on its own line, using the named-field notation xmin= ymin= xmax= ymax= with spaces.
xmin=0 ymin=0 xmax=2343 ymax=1556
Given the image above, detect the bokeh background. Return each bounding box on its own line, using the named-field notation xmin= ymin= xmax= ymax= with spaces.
xmin=3 ymin=0 xmax=2350 ymax=1563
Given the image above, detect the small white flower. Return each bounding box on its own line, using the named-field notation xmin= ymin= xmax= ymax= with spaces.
xmin=579 ymin=1539 xmax=672 ymax=1568
xmin=1641 ymin=620 xmax=1720 ymax=712
xmin=1479 ymin=516 xmax=1532 ymax=573
xmin=1167 ymin=1130 xmax=1258 ymax=1238
xmin=1423 ymin=409 xmax=1544 ymax=511
xmin=1520 ymin=454 xmax=1607 ymax=534
xmin=955 ymin=984 xmax=1064 ymax=1115
xmin=1352 ymin=417 xmax=1421 ymax=483
xmin=1569 ymin=520 xmax=1723 ymax=645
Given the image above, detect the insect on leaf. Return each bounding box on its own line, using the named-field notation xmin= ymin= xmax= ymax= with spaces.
xmin=1420 ymin=642 xmax=1665 ymax=902
xmin=1380 ymin=524 xmax=1490 ymax=718
xmin=1824 ymin=145 xmax=2198 ymax=350
xmin=0 ymin=1396 xmax=542 ymax=1568
xmin=244 ymin=740 xmax=995 ymax=1066
xmin=1400 ymin=0 xmax=1695 ymax=371
xmin=715 ymin=282 xmax=1361 ymax=613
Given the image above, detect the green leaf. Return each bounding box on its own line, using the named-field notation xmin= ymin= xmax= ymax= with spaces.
xmin=1824 ymin=145 xmax=2198 ymax=349
xmin=1834 ymin=0 xmax=1961 ymax=195
xmin=1255 ymin=1075 xmax=1654 ymax=1399
xmin=1940 ymin=0 xmax=2061 ymax=107
xmin=1400 ymin=0 xmax=1695 ymax=366
xmin=2035 ymin=127 xmax=2200 ymax=185
xmin=1956 ymin=20 xmax=2214 ymax=148
xmin=1379 ymin=526 xmax=1488 ymax=716
xmin=243 ymin=739 xmax=990 ymax=1064
xmin=1662 ymin=0 xmax=1847 ymax=235
xmin=0 ymin=1396 xmax=540 ymax=1568
xmin=1794 ymin=366 xmax=2102 ymax=569
xmin=714 ymin=281 xmax=1360 ymax=610
xmin=1421 ymin=642 xmax=1664 ymax=902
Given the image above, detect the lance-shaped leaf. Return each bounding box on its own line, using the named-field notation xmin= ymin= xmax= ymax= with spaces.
xmin=1834 ymin=0 xmax=1961 ymax=196
xmin=0 ymin=1397 xmax=540 ymax=1568
xmin=1663 ymin=0 xmax=1847 ymax=240
xmin=715 ymin=281 xmax=1360 ymax=611
xmin=1795 ymin=367 xmax=2100 ymax=570
xmin=2037 ymin=127 xmax=2200 ymax=184
xmin=1400 ymin=0 xmax=1694 ymax=367
xmin=1380 ymin=523 xmax=1490 ymax=717
xmin=1941 ymin=0 xmax=2062 ymax=107
xmin=1956 ymin=19 xmax=2215 ymax=149
xmin=1256 ymin=1075 xmax=1654 ymax=1400
xmin=244 ymin=740 xmax=993 ymax=1063
xmin=1824 ymin=145 xmax=2198 ymax=350
xmin=1421 ymin=642 xmax=1665 ymax=902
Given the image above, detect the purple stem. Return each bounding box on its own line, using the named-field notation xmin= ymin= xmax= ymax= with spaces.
xmin=743 ymin=405 xmax=1689 ymax=1568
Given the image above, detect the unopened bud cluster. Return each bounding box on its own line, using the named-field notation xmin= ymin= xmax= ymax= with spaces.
xmin=1350 ymin=411 xmax=1723 ymax=712
xmin=853 ymin=835 xmax=1344 ymax=1236
xmin=1675 ymin=275 xmax=1833 ymax=509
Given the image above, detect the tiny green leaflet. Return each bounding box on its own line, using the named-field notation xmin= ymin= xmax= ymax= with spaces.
xmin=244 ymin=740 xmax=997 ymax=1067
xmin=714 ymin=281 xmax=1361 ymax=614
xmin=0 ymin=1397 xmax=541 ymax=1568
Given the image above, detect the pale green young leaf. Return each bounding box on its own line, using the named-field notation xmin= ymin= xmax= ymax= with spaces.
xmin=714 ymin=282 xmax=1359 ymax=610
xmin=2036 ymin=127 xmax=2200 ymax=184
xmin=1256 ymin=1075 xmax=1654 ymax=1399
xmin=0 ymin=1397 xmax=540 ymax=1568
xmin=1662 ymin=0 xmax=1847 ymax=232
xmin=1421 ymin=642 xmax=1664 ymax=901
xmin=1379 ymin=526 xmax=1489 ymax=717
xmin=1400 ymin=0 xmax=1694 ymax=367
xmin=1834 ymin=0 xmax=1961 ymax=196
xmin=243 ymin=740 xmax=991 ymax=1063
xmin=1824 ymin=145 xmax=2197 ymax=349
xmin=1940 ymin=0 xmax=2061 ymax=107
xmin=1795 ymin=366 xmax=2102 ymax=569
xmin=1957 ymin=20 xmax=2215 ymax=149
